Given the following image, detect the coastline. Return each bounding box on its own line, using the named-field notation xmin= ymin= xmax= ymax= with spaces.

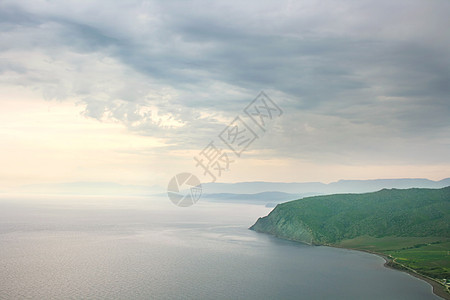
xmin=332 ymin=245 xmax=450 ymax=300
xmin=251 ymin=228 xmax=449 ymax=299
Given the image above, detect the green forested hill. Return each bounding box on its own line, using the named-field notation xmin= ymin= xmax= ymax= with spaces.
xmin=250 ymin=187 xmax=450 ymax=280
xmin=251 ymin=187 xmax=449 ymax=244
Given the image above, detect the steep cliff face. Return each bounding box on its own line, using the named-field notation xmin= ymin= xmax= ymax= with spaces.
xmin=250 ymin=205 xmax=315 ymax=244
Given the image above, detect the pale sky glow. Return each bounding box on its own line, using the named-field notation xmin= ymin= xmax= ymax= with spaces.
xmin=0 ymin=0 xmax=449 ymax=190
xmin=0 ymin=92 xmax=167 ymax=188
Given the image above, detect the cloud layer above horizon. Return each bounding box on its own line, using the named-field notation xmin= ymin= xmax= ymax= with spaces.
xmin=1 ymin=0 xmax=449 ymax=186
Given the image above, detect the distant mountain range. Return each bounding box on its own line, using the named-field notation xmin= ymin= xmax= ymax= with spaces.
xmin=202 ymin=178 xmax=450 ymax=195
xmin=202 ymin=191 xmax=312 ymax=206
xmin=3 ymin=178 xmax=449 ymax=200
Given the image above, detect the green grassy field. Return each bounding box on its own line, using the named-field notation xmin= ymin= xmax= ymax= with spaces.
xmin=338 ymin=236 xmax=450 ymax=279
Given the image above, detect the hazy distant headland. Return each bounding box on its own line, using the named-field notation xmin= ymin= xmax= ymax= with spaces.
xmin=203 ymin=178 xmax=450 ymax=194
xmin=6 ymin=178 xmax=450 ymax=199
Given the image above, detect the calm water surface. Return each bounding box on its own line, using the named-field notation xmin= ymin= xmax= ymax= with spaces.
xmin=0 ymin=196 xmax=442 ymax=300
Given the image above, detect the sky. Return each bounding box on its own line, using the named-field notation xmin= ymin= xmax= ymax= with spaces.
xmin=0 ymin=0 xmax=449 ymax=190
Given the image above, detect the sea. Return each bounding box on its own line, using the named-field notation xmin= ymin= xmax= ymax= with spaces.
xmin=0 ymin=195 xmax=442 ymax=300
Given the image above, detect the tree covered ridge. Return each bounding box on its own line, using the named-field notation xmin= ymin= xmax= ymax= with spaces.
xmin=253 ymin=186 xmax=450 ymax=244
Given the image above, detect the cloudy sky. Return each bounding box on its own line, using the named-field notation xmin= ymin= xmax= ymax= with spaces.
xmin=1 ymin=0 xmax=449 ymax=189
